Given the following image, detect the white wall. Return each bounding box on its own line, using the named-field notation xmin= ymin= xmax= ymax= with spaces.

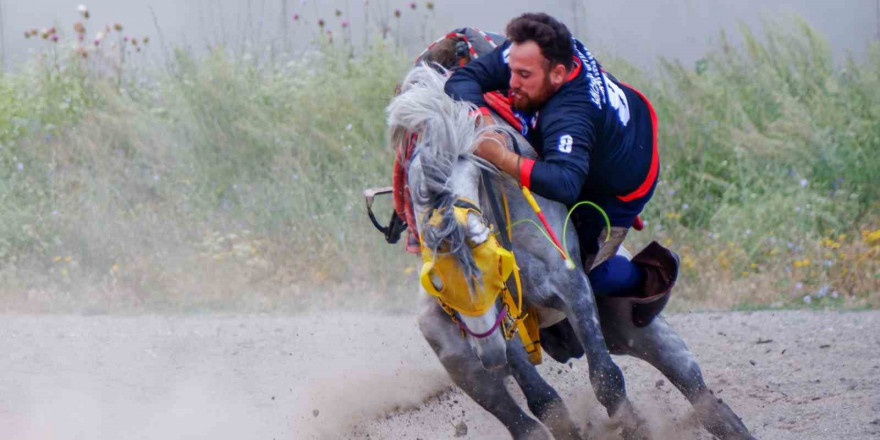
xmin=4 ymin=0 xmax=877 ymax=70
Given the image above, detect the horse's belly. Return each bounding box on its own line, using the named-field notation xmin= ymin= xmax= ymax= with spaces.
xmin=533 ymin=305 xmax=567 ymax=328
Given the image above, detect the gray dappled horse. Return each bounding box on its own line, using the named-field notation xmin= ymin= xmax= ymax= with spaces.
xmin=387 ymin=65 xmax=755 ymax=440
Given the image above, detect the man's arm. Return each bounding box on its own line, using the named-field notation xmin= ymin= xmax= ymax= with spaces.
xmin=443 ymin=40 xmax=520 ymax=180
xmin=471 ymin=108 xmax=594 ymax=206
xmin=521 ymin=107 xmax=595 ymax=206
xmin=444 ymin=41 xmax=512 ymax=110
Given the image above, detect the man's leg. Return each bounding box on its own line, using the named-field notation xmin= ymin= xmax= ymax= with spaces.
xmin=572 ymin=188 xmax=645 ymax=272
xmin=588 ymin=255 xmax=645 ymax=297
xmin=583 ymin=226 xmax=629 ymax=271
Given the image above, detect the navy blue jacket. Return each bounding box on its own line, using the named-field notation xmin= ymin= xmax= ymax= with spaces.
xmin=444 ymin=39 xmax=656 ymax=207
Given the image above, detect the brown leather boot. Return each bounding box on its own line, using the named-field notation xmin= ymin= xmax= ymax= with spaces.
xmin=629 ymin=241 xmax=680 ymax=327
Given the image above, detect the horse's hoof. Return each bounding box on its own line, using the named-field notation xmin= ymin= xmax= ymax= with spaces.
xmin=610 ymin=401 xmax=651 ymax=440
xmin=538 ymin=401 xmax=585 ymax=440
xmin=620 ymin=424 xmax=651 ymax=440
xmin=694 ymin=392 xmax=756 ymax=440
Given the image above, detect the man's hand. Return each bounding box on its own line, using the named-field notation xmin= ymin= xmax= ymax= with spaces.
xmin=472 ymin=116 xmax=522 ymax=181
xmin=473 ymin=131 xmax=507 ymax=163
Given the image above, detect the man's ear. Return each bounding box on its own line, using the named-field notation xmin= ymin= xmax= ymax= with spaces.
xmin=549 ymin=63 xmax=567 ymax=87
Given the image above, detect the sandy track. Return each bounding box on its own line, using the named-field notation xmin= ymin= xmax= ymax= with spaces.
xmin=353 ymin=310 xmax=880 ymax=440
xmin=0 ymin=310 xmax=877 ymax=439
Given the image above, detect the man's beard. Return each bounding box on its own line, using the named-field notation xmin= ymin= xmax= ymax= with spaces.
xmin=511 ymin=78 xmax=551 ymax=113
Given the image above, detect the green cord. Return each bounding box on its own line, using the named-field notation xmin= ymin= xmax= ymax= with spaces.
xmin=506 ymin=201 xmax=611 ymax=264
xmin=509 ymin=219 xmax=566 ymax=255
xmin=561 ymin=201 xmax=611 ymax=262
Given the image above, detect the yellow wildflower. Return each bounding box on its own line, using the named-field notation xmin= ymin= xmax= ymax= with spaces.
xmin=865 ymin=229 xmax=880 ymax=246
xmin=683 ymin=255 xmax=695 ymax=269
xmin=793 ymin=258 xmax=811 ymax=268
xmin=821 ymin=238 xmax=840 ymax=249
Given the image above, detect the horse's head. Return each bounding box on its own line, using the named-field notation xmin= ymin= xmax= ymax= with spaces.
xmin=388 ymin=65 xmax=513 ymax=370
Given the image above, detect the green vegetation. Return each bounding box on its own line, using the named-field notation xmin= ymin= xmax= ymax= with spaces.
xmin=621 ymin=19 xmax=879 ymax=310
xmin=1 ymin=14 xmax=877 ymax=313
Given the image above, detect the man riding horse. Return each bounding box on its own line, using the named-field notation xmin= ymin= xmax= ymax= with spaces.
xmin=443 ymin=14 xmax=674 ymax=327
xmin=388 ymin=13 xmax=757 ymax=440
xmin=377 ymin=12 xmax=757 ymax=440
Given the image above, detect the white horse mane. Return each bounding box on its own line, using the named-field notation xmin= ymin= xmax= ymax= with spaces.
xmin=386 ymin=64 xmax=495 ymax=290
xmin=386 ymin=64 xmax=484 ymax=174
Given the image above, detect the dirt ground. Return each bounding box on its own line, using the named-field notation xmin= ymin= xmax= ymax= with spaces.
xmin=0 ymin=310 xmax=877 ymax=440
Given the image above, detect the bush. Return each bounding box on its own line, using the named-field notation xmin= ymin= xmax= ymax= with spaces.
xmin=0 ymin=13 xmax=877 ymax=312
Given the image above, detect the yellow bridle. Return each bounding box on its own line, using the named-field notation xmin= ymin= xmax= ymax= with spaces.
xmin=419 ymin=198 xmax=542 ymax=363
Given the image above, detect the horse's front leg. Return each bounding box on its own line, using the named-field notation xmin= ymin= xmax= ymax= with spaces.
xmin=506 ymin=338 xmax=583 ymax=440
xmin=598 ymin=300 xmax=757 ymax=440
xmin=416 ymin=294 xmax=549 ymax=440
xmin=554 ymin=270 xmax=650 ymax=440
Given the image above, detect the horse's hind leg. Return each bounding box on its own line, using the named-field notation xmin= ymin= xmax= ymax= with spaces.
xmin=599 ymin=301 xmax=756 ymax=440
xmin=507 ymin=339 xmax=583 ymax=440
xmin=417 ymin=297 xmax=549 ymax=440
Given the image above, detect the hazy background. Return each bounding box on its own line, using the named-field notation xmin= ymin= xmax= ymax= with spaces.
xmin=5 ymin=0 xmax=879 ymax=70
xmin=1 ymin=0 xmax=878 ymax=313
xmin=1 ymin=4 xmax=877 ymax=438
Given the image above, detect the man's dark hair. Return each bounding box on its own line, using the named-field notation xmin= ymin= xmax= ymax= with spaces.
xmin=506 ymin=13 xmax=574 ymax=70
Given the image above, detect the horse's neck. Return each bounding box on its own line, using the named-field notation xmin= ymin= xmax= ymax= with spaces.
xmin=511 ymin=133 xmax=537 ymax=160
xmin=479 ymin=127 xmax=579 ymax=261
xmin=493 ymin=114 xmax=537 ymax=160
xmin=478 ymin=119 xmax=540 ymax=227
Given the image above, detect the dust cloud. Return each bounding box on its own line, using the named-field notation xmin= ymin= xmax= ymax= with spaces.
xmin=0 ymin=313 xmax=449 ymax=439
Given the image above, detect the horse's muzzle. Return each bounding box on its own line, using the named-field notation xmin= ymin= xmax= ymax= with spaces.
xmin=419 ymin=204 xmax=515 ymax=317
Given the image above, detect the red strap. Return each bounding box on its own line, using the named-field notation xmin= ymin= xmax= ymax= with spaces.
xmin=473 ymin=28 xmax=497 ymax=48
xmin=519 ymin=158 xmax=535 ymax=189
xmin=392 ymin=150 xmax=406 ymax=219
xmin=391 ymin=133 xmax=422 ymax=254
xmin=616 ymin=82 xmax=658 ymax=202
xmin=469 ymin=106 xmax=491 ymax=117
xmin=482 ymin=92 xmax=522 ymax=132
xmin=632 ymin=215 xmax=644 ymax=231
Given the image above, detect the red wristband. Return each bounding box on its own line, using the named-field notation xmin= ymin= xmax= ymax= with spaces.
xmin=519 ymin=158 xmax=535 ymax=188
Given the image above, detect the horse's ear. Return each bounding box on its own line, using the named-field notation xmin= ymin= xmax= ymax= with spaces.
xmin=393 ymin=83 xmax=402 ymax=96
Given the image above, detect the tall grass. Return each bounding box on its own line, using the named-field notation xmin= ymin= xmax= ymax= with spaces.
xmin=1 ymin=34 xmax=413 ymax=312
xmin=0 ymin=14 xmax=877 ymax=313
xmin=619 ymin=19 xmax=879 ymax=309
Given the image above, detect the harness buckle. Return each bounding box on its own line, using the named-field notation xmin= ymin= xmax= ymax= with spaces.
xmin=363 ymin=187 xmax=408 ymax=244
